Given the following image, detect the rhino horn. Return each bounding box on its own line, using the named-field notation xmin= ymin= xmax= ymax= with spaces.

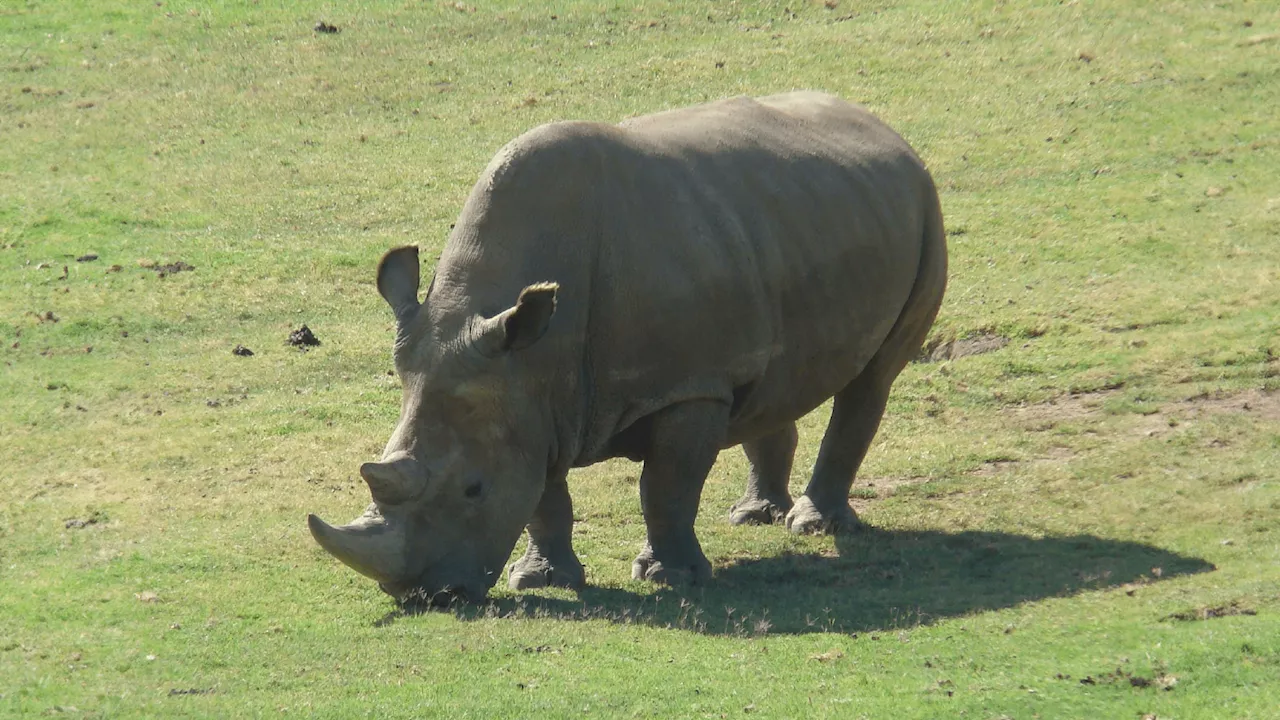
xmin=307 ymin=512 xmax=407 ymax=583
xmin=359 ymin=457 xmax=421 ymax=505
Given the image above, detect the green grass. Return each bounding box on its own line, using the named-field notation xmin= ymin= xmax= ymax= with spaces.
xmin=3 ymin=0 xmax=1279 ymax=717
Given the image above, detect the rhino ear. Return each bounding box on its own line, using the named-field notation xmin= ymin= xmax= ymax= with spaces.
xmin=474 ymin=282 xmax=558 ymax=356
xmin=376 ymin=246 xmax=421 ymax=326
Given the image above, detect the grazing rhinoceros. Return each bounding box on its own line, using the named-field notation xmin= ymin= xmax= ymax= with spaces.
xmin=308 ymin=91 xmax=947 ymax=605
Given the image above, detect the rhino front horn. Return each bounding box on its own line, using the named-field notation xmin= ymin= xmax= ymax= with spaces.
xmin=307 ymin=511 xmax=407 ymax=584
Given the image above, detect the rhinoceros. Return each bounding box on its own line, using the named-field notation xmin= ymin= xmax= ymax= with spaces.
xmin=307 ymin=91 xmax=947 ymax=605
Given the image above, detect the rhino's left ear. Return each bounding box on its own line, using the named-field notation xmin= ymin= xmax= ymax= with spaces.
xmin=376 ymin=246 xmax=421 ymax=326
xmin=474 ymin=282 xmax=558 ymax=356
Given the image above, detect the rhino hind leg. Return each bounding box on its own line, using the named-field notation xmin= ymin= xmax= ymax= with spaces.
xmin=631 ymin=400 xmax=728 ymax=585
xmin=789 ymin=197 xmax=946 ymax=536
xmin=508 ymin=475 xmax=585 ymax=591
xmin=729 ymin=423 xmax=797 ymax=525
xmin=785 ymin=370 xmax=894 ymax=536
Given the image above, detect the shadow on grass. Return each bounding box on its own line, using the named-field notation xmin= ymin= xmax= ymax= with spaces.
xmin=381 ymin=528 xmax=1213 ymax=635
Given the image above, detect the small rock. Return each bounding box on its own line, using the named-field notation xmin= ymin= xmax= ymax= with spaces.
xmin=232 ymin=345 xmax=254 ymax=357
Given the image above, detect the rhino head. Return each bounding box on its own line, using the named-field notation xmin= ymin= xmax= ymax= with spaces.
xmin=308 ymin=246 xmax=559 ymax=606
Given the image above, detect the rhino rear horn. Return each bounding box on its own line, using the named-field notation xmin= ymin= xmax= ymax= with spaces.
xmin=376 ymin=246 xmax=421 ymax=326
xmin=359 ymin=459 xmax=420 ymax=505
xmin=307 ymin=511 xmax=407 ymax=584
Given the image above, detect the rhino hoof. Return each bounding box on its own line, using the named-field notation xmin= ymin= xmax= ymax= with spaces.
xmin=507 ymin=557 xmax=584 ymax=591
xmin=785 ymin=496 xmax=861 ymax=535
xmin=728 ymin=496 xmax=792 ymax=526
xmin=631 ymin=554 xmax=712 ymax=586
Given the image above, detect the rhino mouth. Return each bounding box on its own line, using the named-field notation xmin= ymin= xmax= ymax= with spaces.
xmin=396 ymin=583 xmax=478 ymax=610
xmin=309 ymin=512 xmax=497 ymax=607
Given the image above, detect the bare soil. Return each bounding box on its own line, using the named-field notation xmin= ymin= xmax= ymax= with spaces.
xmin=918 ymin=332 xmax=1010 ymax=363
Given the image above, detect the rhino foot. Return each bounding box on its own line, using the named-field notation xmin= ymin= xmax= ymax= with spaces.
xmin=728 ymin=496 xmax=792 ymax=526
xmin=507 ymin=553 xmax=585 ymax=591
xmin=632 ymin=548 xmax=712 ymax=586
xmin=785 ymin=495 xmax=861 ymax=535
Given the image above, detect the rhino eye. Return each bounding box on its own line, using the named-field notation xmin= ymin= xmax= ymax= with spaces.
xmin=464 ymin=482 xmax=483 ymax=499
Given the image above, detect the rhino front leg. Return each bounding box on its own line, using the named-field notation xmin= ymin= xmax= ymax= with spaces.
xmin=632 ymin=400 xmax=728 ymax=585
xmin=508 ymin=473 xmax=585 ymax=590
xmin=729 ymin=423 xmax=797 ymax=525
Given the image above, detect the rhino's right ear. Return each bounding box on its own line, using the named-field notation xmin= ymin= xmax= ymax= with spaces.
xmin=376 ymin=246 xmax=421 ymax=326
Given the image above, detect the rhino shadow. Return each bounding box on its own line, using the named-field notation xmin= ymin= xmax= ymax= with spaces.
xmin=388 ymin=528 xmax=1213 ymax=634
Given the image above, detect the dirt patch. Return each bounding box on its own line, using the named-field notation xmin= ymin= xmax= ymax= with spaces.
xmin=971 ymin=460 xmax=1018 ymax=477
xmin=970 ymin=446 xmax=1078 ymax=476
xmin=64 ymin=510 xmax=107 ymax=529
xmin=918 ymin=333 xmax=1009 ymax=363
xmin=1179 ymin=388 xmax=1280 ymax=422
xmin=1009 ymin=387 xmax=1277 ymax=436
xmin=849 ymin=476 xmax=931 ymax=511
xmin=1011 ymin=389 xmax=1121 ymax=430
xmin=1131 ymin=389 xmax=1279 ymax=439
xmin=287 ymin=325 xmax=321 ymax=348
xmin=1163 ymin=601 xmax=1257 ymax=622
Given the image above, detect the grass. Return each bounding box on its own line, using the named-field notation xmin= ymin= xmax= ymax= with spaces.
xmin=2 ymin=0 xmax=1278 ymax=717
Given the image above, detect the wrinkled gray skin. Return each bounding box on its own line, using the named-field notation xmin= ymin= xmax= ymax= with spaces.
xmin=308 ymin=91 xmax=947 ymax=605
